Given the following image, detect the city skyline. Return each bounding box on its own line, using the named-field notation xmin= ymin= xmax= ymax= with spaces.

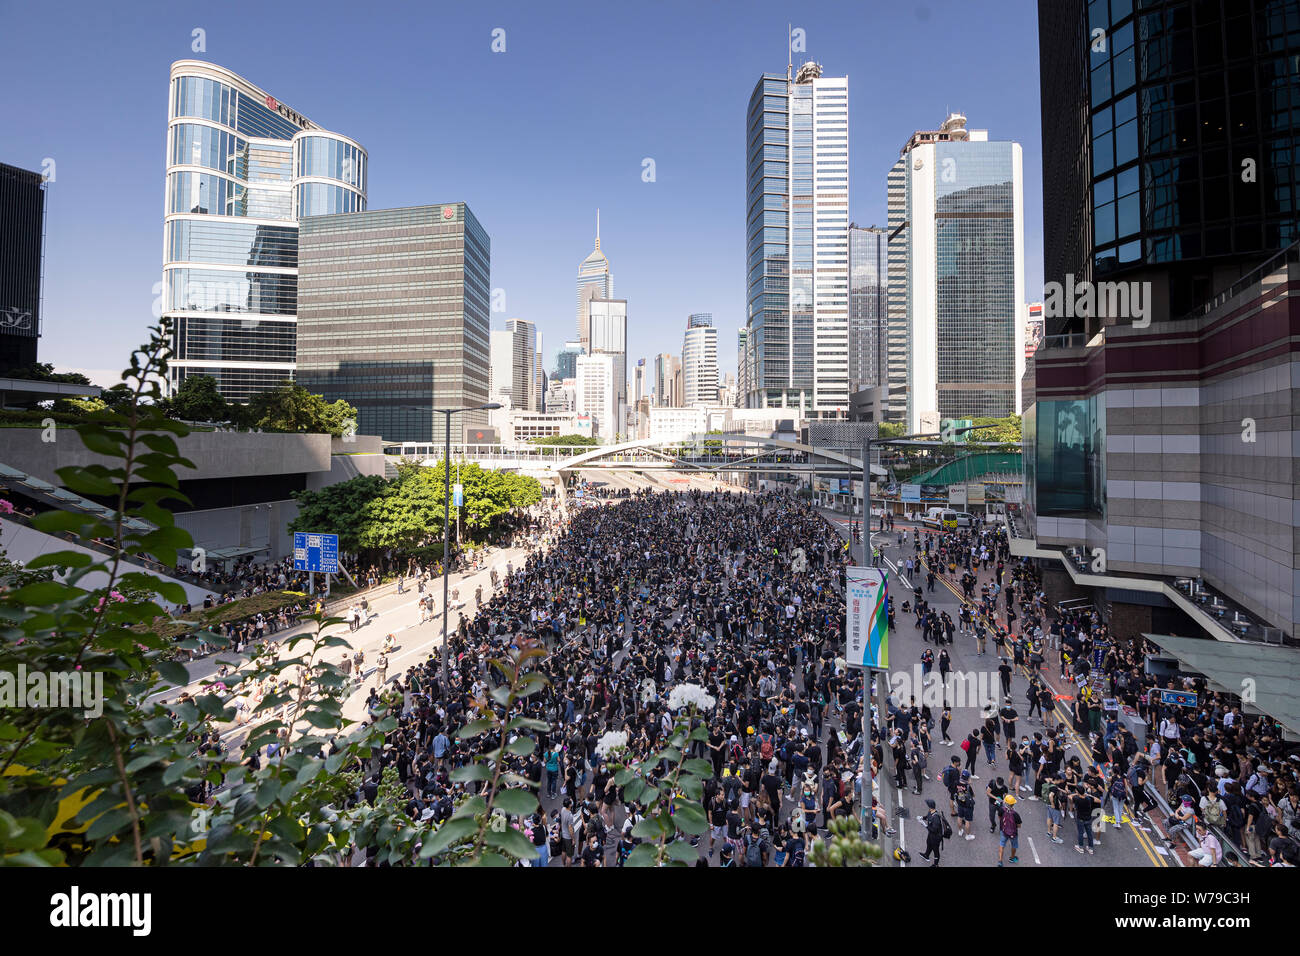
xmin=0 ymin=0 xmax=1045 ymax=389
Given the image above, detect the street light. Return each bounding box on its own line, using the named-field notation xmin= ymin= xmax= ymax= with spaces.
xmin=436 ymin=402 xmax=501 ymax=695
xmin=856 ymin=422 xmax=977 ymax=853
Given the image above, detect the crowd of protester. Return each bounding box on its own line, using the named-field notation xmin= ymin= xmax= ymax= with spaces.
xmin=894 ymin=521 xmax=1300 ymax=867
xmin=200 ymin=483 xmax=1300 ymax=868
xmin=331 ymin=489 xmax=867 ymax=866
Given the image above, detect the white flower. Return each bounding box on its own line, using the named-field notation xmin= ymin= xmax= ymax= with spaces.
xmin=667 ymin=683 xmax=716 ymax=713
xmin=594 ymin=731 xmax=628 ymax=757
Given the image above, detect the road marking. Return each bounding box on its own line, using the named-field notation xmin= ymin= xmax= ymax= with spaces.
xmin=1027 ymin=835 xmax=1041 ymax=864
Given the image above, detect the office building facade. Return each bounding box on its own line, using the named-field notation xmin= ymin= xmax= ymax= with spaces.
xmin=162 ymin=61 xmax=367 ymax=402
xmin=575 ymin=352 xmax=616 ymax=442
xmin=505 ymin=317 xmax=540 ymax=411
xmin=848 ymin=224 xmax=888 ymax=394
xmin=682 ymin=314 xmax=719 ymax=406
xmin=1019 ymin=1 xmax=1300 ymax=651
xmin=0 ymin=162 xmax=44 ymax=372
xmin=296 ymin=204 xmax=490 ymax=442
xmin=743 ymin=60 xmax=850 ymax=417
xmin=887 ymin=113 xmax=1025 ymax=432
xmin=587 ymin=298 xmax=627 ymax=410
xmin=1038 ymin=0 xmax=1300 ymax=334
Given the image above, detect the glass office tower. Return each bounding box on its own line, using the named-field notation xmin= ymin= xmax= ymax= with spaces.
xmin=887 ymin=114 xmax=1025 ymax=431
xmin=848 ymin=224 xmax=887 ymax=393
xmin=163 ymin=61 xmax=366 ymax=402
xmin=576 ymin=211 xmax=613 ymax=349
xmin=0 ymin=163 xmax=44 ymax=371
xmin=1039 ymin=0 xmax=1300 ymax=332
xmin=744 ymin=60 xmax=849 ymax=417
xmin=296 ymin=204 xmax=491 ymax=442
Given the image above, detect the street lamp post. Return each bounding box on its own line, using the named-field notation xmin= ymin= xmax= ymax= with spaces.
xmin=436 ymin=403 xmax=501 ymax=696
xmin=857 ymin=424 xmax=977 ymax=855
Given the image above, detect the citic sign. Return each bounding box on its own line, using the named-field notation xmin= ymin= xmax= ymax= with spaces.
xmin=263 ymin=93 xmax=314 ymax=130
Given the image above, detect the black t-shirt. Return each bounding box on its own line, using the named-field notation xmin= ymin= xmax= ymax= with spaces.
xmin=987 ymin=780 xmax=1008 ymax=807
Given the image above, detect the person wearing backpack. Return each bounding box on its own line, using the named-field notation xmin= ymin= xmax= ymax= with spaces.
xmin=1200 ymin=788 xmax=1227 ymax=830
xmin=742 ymin=826 xmax=769 ymax=867
xmin=955 ymin=770 xmax=977 ymax=840
xmin=941 ymin=756 xmax=962 ymax=814
xmin=909 ymin=738 xmax=928 ymax=795
xmin=997 ymin=794 xmax=1022 ymax=866
xmin=919 ymin=798 xmax=945 ymax=866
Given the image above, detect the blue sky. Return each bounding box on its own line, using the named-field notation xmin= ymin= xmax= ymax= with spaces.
xmin=0 ymin=0 xmax=1042 ymax=386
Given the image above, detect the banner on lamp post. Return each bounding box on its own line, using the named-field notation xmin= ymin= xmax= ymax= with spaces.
xmin=846 ymin=566 xmax=889 ymax=670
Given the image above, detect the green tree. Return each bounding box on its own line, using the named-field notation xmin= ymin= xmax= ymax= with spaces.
xmin=877 ymin=421 xmax=907 ymax=439
xmin=3 ymin=362 xmax=92 ymax=386
xmin=237 ymin=382 xmax=357 ymax=437
xmin=529 ymin=433 xmax=599 ymax=447
xmin=288 ymin=474 xmax=390 ymax=552
xmin=968 ymin=414 xmax=1021 ymax=445
xmin=164 ymin=374 xmax=229 ymax=423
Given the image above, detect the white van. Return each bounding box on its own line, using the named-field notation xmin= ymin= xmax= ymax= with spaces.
xmin=922 ymin=508 xmax=958 ymax=529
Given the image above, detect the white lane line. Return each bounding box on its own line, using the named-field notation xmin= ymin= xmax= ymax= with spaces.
xmin=897 ymin=790 xmax=906 ymax=866
xmin=1027 ymin=835 xmax=1041 ymax=864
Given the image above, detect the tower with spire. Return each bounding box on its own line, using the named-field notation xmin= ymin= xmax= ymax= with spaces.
xmin=576 ymin=209 xmax=613 ymax=348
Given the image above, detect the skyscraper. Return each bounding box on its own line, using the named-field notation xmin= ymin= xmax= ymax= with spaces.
xmin=682 ymin=314 xmax=718 ymax=406
xmin=505 ymin=318 xmax=539 ymax=411
xmin=887 ymin=113 xmax=1025 ymax=432
xmin=163 ymin=61 xmax=366 ymax=401
xmin=847 ymin=224 xmax=888 ymax=394
xmin=575 ymin=352 xmax=616 ymax=442
xmin=296 ymin=203 xmax=490 ymax=442
xmin=1039 ymin=0 xmax=1300 ymax=333
xmin=0 ymin=162 xmax=44 ymax=372
xmin=553 ymin=341 xmax=583 ymax=381
xmin=653 ymin=352 xmax=681 ymax=407
xmin=576 ymin=210 xmax=613 ymax=349
xmin=586 ymin=298 xmax=627 ymax=411
xmin=743 ymin=58 xmax=850 ymax=417
xmin=1020 ymin=0 xmax=1300 ymax=647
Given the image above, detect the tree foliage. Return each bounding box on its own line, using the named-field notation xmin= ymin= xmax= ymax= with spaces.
xmin=529 ymin=433 xmax=599 ymax=447
xmin=0 ymin=320 xmax=415 ymax=867
xmin=163 ymin=374 xmax=230 ymax=423
xmin=289 ymin=461 xmax=542 ymax=555
xmin=235 ymin=382 xmax=357 ymax=437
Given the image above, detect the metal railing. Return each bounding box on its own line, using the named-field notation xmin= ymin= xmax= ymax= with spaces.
xmin=1176 ymin=238 xmax=1300 ymax=323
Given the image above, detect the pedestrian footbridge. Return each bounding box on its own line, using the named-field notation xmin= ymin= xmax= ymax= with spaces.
xmin=385 ymin=435 xmax=888 ymax=480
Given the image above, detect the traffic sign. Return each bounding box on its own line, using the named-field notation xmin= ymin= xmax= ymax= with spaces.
xmin=293 ymin=532 xmax=338 ymax=573
xmin=1158 ymin=688 xmax=1198 ymax=708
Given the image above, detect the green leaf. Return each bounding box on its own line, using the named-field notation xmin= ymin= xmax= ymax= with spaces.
xmin=671 ymin=800 xmax=709 ymax=836
xmin=84 ymin=807 xmax=133 ymax=841
xmin=682 ymin=758 xmax=715 ymax=778
xmin=632 ymin=814 xmax=669 ymax=840
xmin=10 ymin=581 xmax=81 ymax=605
xmin=624 ymin=842 xmax=658 ymax=867
xmin=456 ymin=719 xmax=492 ymax=740
xmin=450 ymin=763 xmax=490 ymax=782
xmin=484 ymin=825 xmax=538 ymax=859
xmin=420 ymin=817 xmax=476 ymax=857
xmin=505 ymin=736 xmax=535 ymax=756
xmin=664 ymin=839 xmax=699 ymax=863
xmin=492 ymin=788 xmax=538 ymax=817
xmin=154 ymin=661 xmax=189 ymax=686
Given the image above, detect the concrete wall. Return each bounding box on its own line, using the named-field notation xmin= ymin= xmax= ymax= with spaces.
xmin=0 ymin=428 xmax=334 ymax=486
xmin=0 ymin=517 xmax=212 ymax=606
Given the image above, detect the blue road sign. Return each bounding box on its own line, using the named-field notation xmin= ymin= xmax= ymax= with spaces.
xmin=1158 ymin=688 xmax=1198 ymax=708
xmin=294 ymin=532 xmax=339 ymax=573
